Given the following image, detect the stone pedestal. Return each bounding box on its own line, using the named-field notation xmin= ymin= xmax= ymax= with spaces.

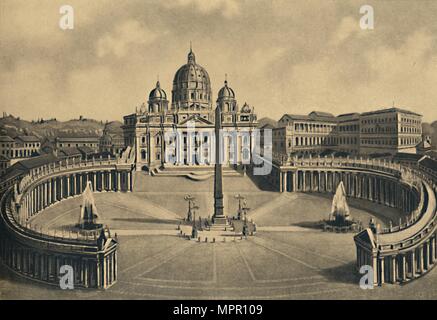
xmin=212 ymin=216 xmax=228 ymax=225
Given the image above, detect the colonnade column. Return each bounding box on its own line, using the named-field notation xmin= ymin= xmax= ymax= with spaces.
xmin=390 ymin=256 xmax=396 ymax=284
xmin=108 ymin=171 xmax=113 ymax=191
xmin=117 ymin=172 xmax=121 ymax=192
xmin=283 ymin=172 xmax=287 ymax=192
xmin=418 ymin=246 xmax=424 ymax=273
xmin=401 ymin=255 xmax=407 ymax=282
xmin=411 ymin=251 xmax=416 ymax=278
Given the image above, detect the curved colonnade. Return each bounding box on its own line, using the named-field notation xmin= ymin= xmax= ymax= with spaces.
xmin=0 ymin=158 xmax=134 ymax=289
xmin=264 ymin=155 xmax=437 ymax=286
xmin=0 ymin=154 xmax=435 ymax=289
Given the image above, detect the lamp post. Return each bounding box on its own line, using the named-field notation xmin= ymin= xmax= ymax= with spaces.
xmin=184 ymin=194 xmax=196 ymax=222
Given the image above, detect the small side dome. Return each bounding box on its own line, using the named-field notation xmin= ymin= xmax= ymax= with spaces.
xmin=241 ymin=102 xmax=251 ymax=113
xmin=149 ymin=81 xmax=167 ymax=100
xmin=217 ymin=80 xmax=235 ymax=100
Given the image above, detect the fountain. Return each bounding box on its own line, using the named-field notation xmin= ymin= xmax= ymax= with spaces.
xmin=77 ymin=181 xmax=103 ymax=233
xmin=323 ymin=181 xmax=359 ymax=232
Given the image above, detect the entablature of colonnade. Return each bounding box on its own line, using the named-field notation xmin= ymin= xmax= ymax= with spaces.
xmin=279 ymin=167 xmax=402 ymax=180
xmin=16 ymin=161 xmax=134 ymax=197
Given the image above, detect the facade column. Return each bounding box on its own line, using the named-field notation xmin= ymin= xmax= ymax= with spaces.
xmin=47 ymin=179 xmax=53 ymax=205
xmin=309 ymin=171 xmax=314 ymax=192
xmin=401 ymin=255 xmax=407 ymax=282
xmin=84 ymin=261 xmax=89 ymax=288
xmin=60 ymin=177 xmax=64 ymax=200
xmin=292 ymin=170 xmax=297 ymax=192
xmin=74 ymin=174 xmax=78 ymax=195
xmin=128 ymin=171 xmax=132 ymax=191
xmin=117 ymin=172 xmax=121 ymax=192
xmin=78 ymin=174 xmax=82 ymax=193
xmin=431 ymin=234 xmax=437 ymax=263
xmin=424 ymin=242 xmax=429 ymax=270
xmin=41 ymin=184 xmax=45 ymax=209
xmin=379 ymin=257 xmax=385 ymax=284
xmin=411 ymin=251 xmax=416 ymax=278
xmin=36 ymin=186 xmax=40 ymax=212
xmin=283 ymin=172 xmax=287 ymax=192
xmin=390 ymin=255 xmax=396 ymax=283
xmin=317 ymin=171 xmax=321 ymax=192
xmin=53 ymin=178 xmax=57 ymax=202
xmin=324 ymin=171 xmax=328 ymax=193
xmin=66 ymin=175 xmax=70 ymax=197
xmin=31 ymin=188 xmax=35 ymax=215
xmin=372 ymin=256 xmax=378 ymax=286
xmin=102 ymin=172 xmax=107 ymax=191
xmin=418 ymin=246 xmax=424 ymax=273
xmin=43 ymin=182 xmax=47 ymax=208
xmin=108 ymin=171 xmax=113 ymax=191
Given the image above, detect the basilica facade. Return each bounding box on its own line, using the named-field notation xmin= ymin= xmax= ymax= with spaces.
xmin=123 ymin=49 xmax=258 ymax=171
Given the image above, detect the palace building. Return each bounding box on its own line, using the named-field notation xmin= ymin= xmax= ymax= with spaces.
xmin=0 ymin=135 xmax=41 ymax=165
xmin=123 ymin=48 xmax=258 ymax=171
xmin=273 ymin=107 xmax=423 ymax=157
xmin=359 ymin=108 xmax=422 ymax=155
xmin=274 ymin=111 xmax=338 ymax=156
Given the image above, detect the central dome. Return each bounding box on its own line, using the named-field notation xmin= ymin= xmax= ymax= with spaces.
xmin=172 ymin=49 xmax=212 ymax=110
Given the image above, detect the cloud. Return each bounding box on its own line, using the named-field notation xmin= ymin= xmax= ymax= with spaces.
xmin=162 ymin=0 xmax=240 ymax=18
xmin=330 ymin=16 xmax=360 ymax=46
xmin=278 ymin=29 xmax=437 ymax=120
xmin=64 ymin=66 xmax=125 ymax=120
xmin=96 ymin=20 xmax=159 ymax=58
xmin=1 ymin=0 xmax=437 ymax=123
xmin=0 ymin=61 xmax=60 ymax=119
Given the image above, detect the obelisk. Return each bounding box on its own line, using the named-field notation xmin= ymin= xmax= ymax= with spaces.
xmin=213 ymin=104 xmax=227 ymax=225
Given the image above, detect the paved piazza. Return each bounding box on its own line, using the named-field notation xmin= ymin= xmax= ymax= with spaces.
xmin=1 ymin=173 xmax=436 ymax=299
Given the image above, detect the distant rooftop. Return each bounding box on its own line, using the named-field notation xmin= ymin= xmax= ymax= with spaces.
xmin=393 ymin=153 xmax=425 ymax=162
xmin=14 ymin=153 xmax=59 ymax=170
xmin=0 ymin=136 xmax=15 ymax=142
xmin=58 ymin=147 xmax=82 ymax=157
xmin=14 ymin=135 xmax=40 ymax=142
xmin=361 ymin=107 xmax=422 ymax=117
xmin=419 ymin=156 xmax=437 ymax=172
xmin=280 ymin=111 xmax=337 ymax=123
xmin=308 ymin=111 xmax=335 ymax=118
xmin=337 ymin=112 xmax=360 ymax=118
xmin=56 ymin=136 xmax=100 ymax=142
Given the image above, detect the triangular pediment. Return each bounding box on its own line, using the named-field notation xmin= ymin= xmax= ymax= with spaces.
xmin=179 ymin=114 xmax=213 ymax=126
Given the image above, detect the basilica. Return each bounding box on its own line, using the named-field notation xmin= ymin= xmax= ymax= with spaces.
xmin=123 ymin=48 xmax=258 ymax=171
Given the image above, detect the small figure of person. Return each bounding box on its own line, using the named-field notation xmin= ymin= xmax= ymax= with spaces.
xmin=191 ymin=225 xmax=198 ymax=239
xmin=242 ymin=223 xmax=249 ymax=239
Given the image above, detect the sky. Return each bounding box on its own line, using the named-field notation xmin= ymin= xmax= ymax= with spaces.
xmin=1 ymin=0 xmax=437 ymax=122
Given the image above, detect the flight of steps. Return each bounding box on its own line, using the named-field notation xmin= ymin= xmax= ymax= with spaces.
xmin=208 ymin=220 xmax=234 ymax=232
xmin=150 ymin=165 xmax=244 ymax=180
